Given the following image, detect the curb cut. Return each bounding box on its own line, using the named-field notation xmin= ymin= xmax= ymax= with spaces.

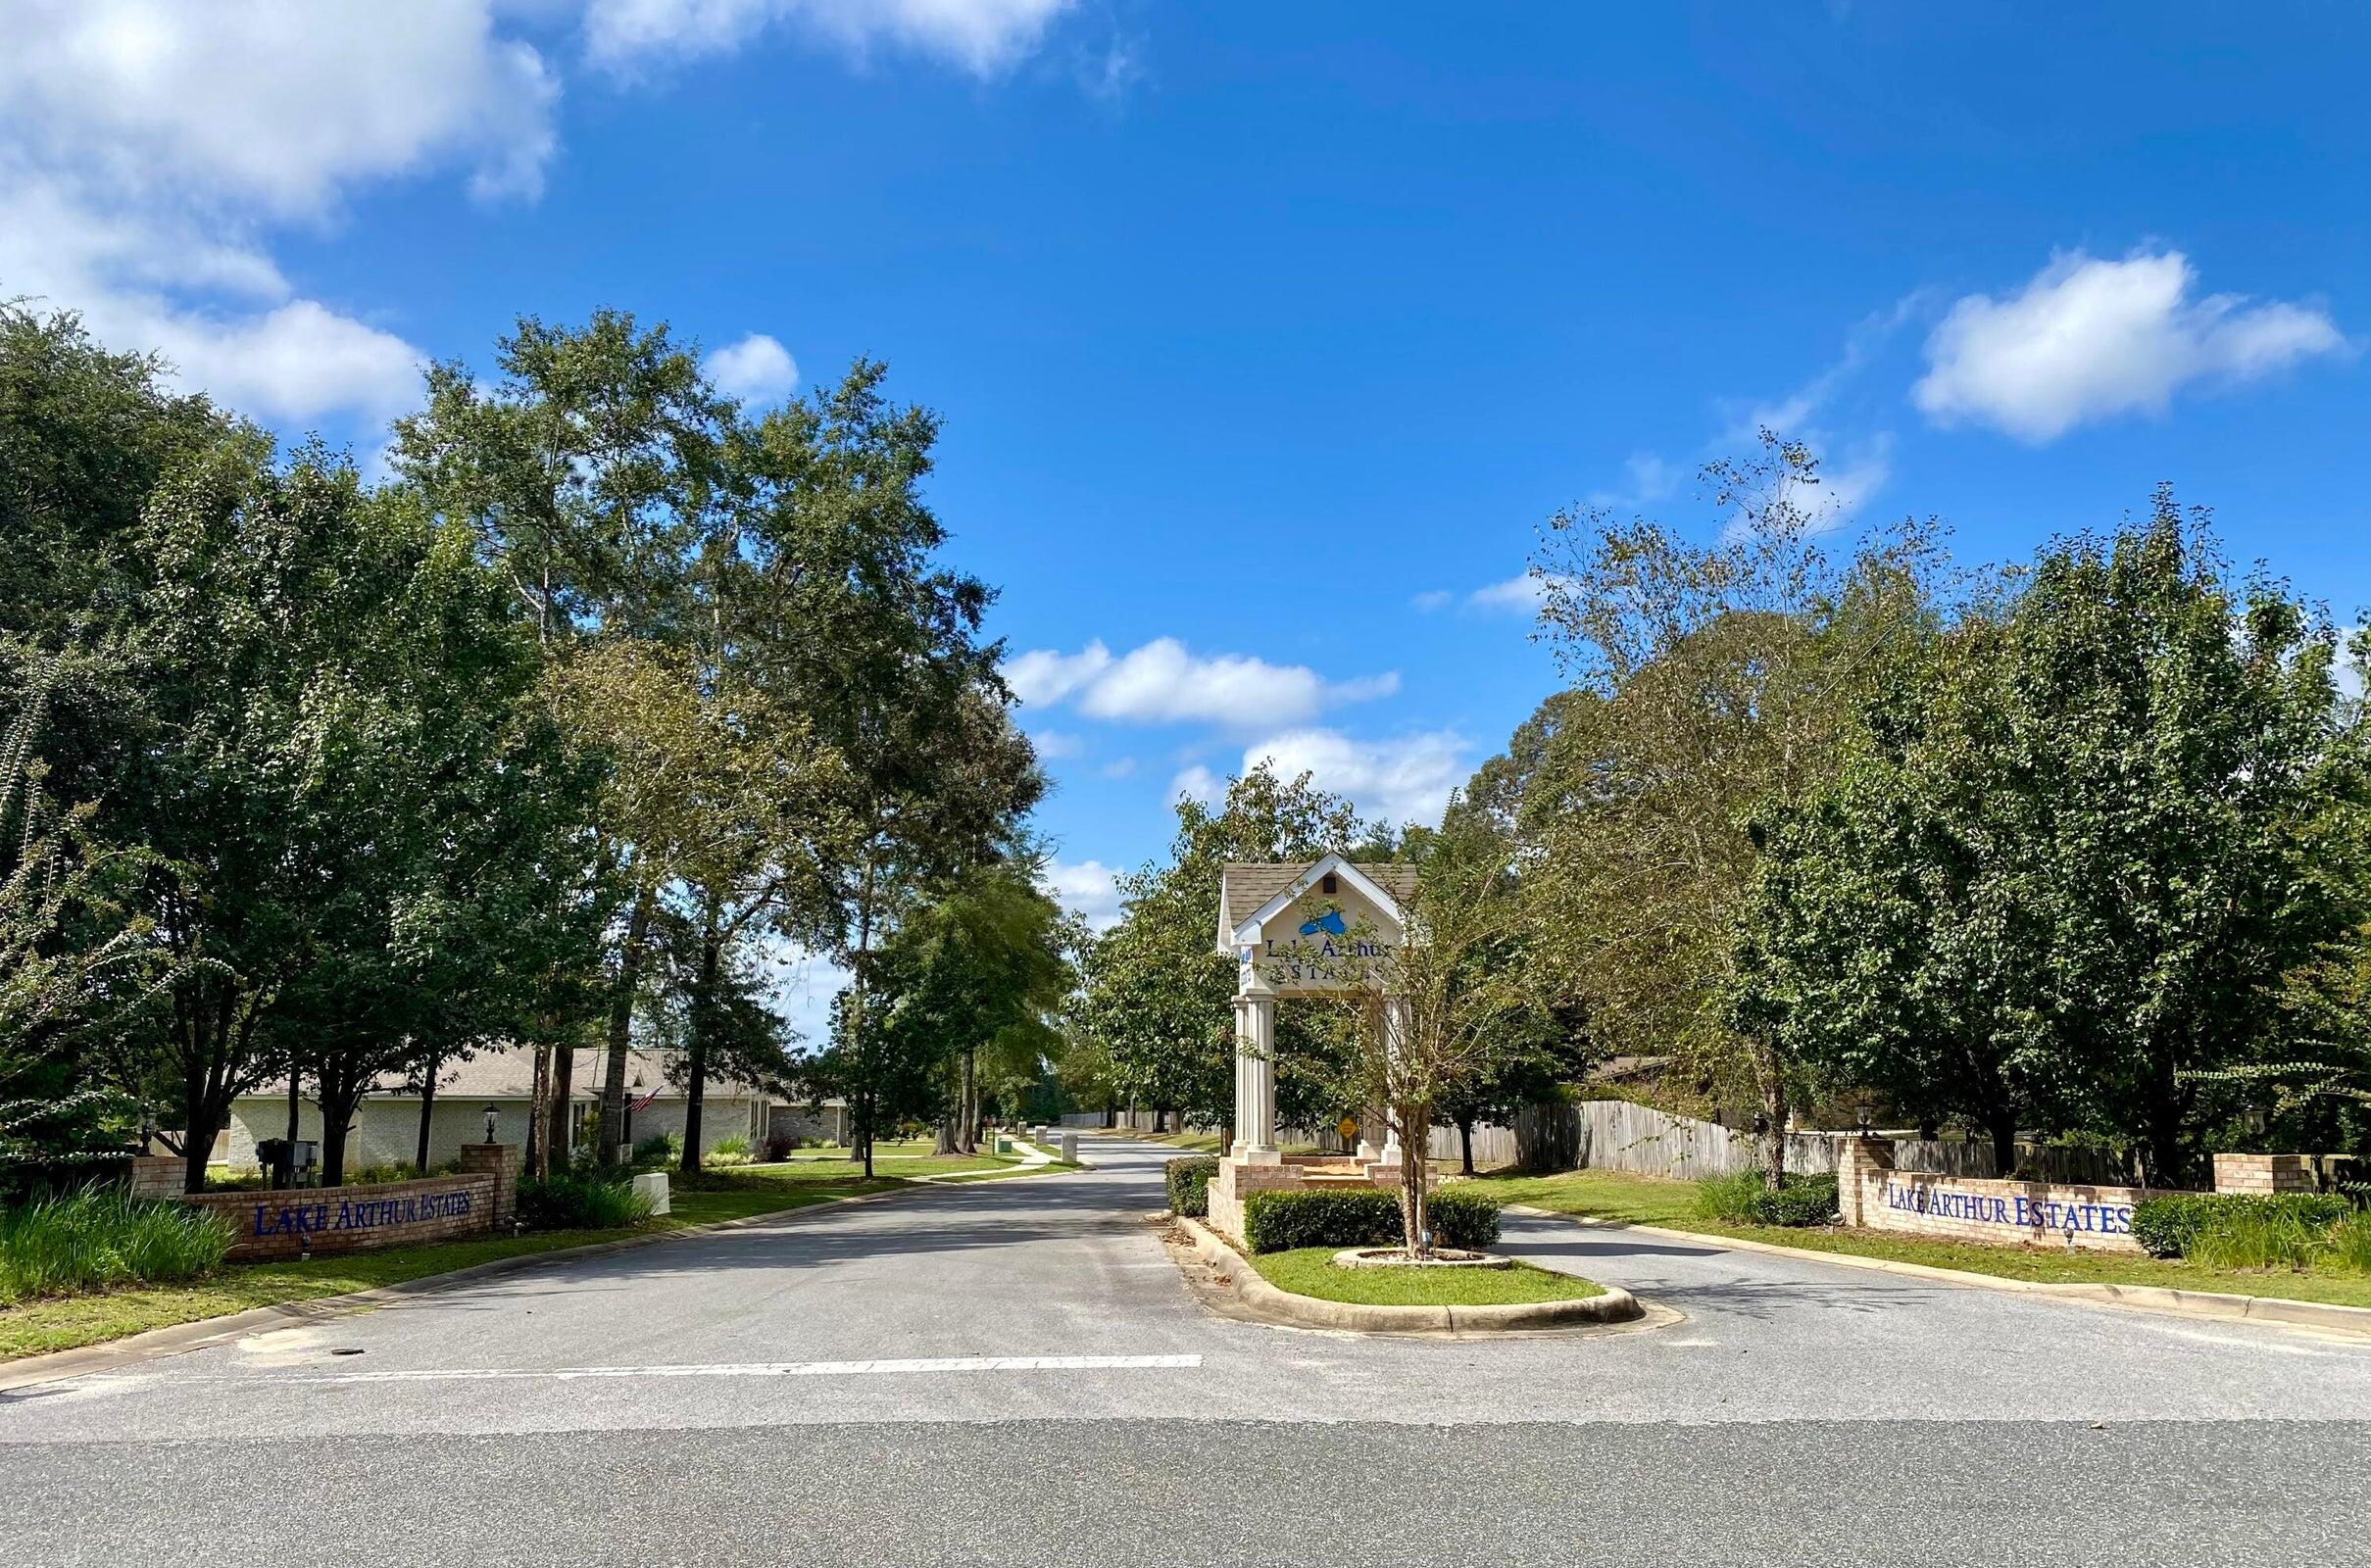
xmin=1504 ymin=1204 xmax=2371 ymax=1342
xmin=0 ymin=1166 xmax=1080 ymax=1393
xmin=1175 ymin=1216 xmax=1641 ymax=1336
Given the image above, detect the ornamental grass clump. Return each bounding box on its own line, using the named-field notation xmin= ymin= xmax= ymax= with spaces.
xmin=2130 ymin=1193 xmax=2350 ymax=1260
xmin=1696 ymin=1168 xmax=1839 ymax=1227
xmin=2327 ymin=1213 xmax=2371 ymax=1276
xmin=515 ymin=1171 xmax=655 ymax=1232
xmin=0 ymin=1187 xmax=231 ymax=1302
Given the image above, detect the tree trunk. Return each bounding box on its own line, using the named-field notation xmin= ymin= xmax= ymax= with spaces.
xmin=547 ymin=1040 xmax=573 ymax=1171
xmin=598 ymin=883 xmax=656 ymax=1166
xmin=1457 ymin=1113 xmax=1476 ymax=1177
xmin=1749 ymin=1037 xmax=1789 ymax=1191
xmin=679 ymin=907 xmax=720 ymax=1177
xmin=1398 ymin=1102 xmax=1431 ymax=1255
xmin=1989 ymin=1109 xmax=2019 ymax=1181
xmin=526 ymin=1044 xmax=547 ymax=1178
xmin=415 ymin=1054 xmax=441 ymax=1173
xmin=959 ymin=1049 xmax=977 ymax=1153
xmin=1152 ymin=1106 xmax=1168 ymax=1134
xmin=319 ymin=1081 xmax=362 ymax=1188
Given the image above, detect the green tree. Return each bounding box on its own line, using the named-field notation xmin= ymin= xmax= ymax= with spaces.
xmin=1732 ymin=493 xmax=2362 ymax=1184
xmin=394 ymin=310 xmax=726 ymax=1170
xmin=1528 ymin=434 xmax=1941 ymax=1184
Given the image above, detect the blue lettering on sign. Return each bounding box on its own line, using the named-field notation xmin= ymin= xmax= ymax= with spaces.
xmin=1880 ymin=1180 xmax=2131 ymax=1237
xmin=250 ymin=1187 xmax=473 ymax=1239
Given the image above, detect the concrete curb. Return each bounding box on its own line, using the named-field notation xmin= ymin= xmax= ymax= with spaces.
xmin=0 ymin=1166 xmax=1082 ymax=1393
xmin=1505 ymin=1204 xmax=2371 ymax=1341
xmin=1175 ymin=1216 xmax=1641 ymax=1336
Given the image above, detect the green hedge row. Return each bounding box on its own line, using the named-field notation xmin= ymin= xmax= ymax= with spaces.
xmin=1241 ymin=1187 xmax=1501 ymax=1253
xmin=1165 ymin=1155 xmax=1219 ymax=1218
xmin=2130 ymin=1192 xmax=2352 ymax=1259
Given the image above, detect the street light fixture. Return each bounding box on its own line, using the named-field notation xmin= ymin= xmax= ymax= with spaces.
xmin=483 ymin=1104 xmax=500 ymax=1145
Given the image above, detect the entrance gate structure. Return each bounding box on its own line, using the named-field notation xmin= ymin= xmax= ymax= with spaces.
xmin=1206 ymin=855 xmax=1420 ymax=1240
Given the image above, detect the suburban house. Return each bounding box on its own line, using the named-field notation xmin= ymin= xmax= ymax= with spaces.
xmin=224 ymin=1047 xmax=849 ymax=1172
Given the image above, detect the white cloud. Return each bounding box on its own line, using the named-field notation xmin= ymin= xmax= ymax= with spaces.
xmin=1913 ymin=249 xmax=2346 ymax=443
xmin=0 ymin=1 xmax=1086 ymax=434
xmin=1005 ymin=637 xmax=1398 ymax=729
xmin=1004 ymin=640 xmax=1114 ymax=706
xmin=1040 ymin=858 xmax=1124 ymax=931
xmin=582 ymin=0 xmax=1077 ymax=75
xmin=0 ymin=2 xmax=560 ymax=425
xmin=1409 ymin=589 xmax=1455 ymax=613
xmin=1099 ymin=756 xmax=1137 ymax=779
xmin=1168 ymin=763 xmax=1224 ymax=808
xmin=1587 ymin=450 xmax=1682 ymax=510
xmin=1027 ymin=728 xmax=1083 ymax=760
xmin=1466 ymin=572 xmax=1550 ymax=615
xmin=1240 ymin=729 xmax=1468 ymax=829
xmin=0 ymin=1 xmax=557 ymax=215
xmin=707 ymin=331 xmax=799 ymax=403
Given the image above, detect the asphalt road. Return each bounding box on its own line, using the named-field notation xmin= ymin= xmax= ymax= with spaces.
xmin=3 ymin=1137 xmax=2367 ymax=1565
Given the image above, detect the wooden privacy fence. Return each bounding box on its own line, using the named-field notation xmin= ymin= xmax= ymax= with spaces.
xmin=1503 ymin=1101 xmax=2129 ymax=1185
xmin=1062 ymin=1098 xmax=2126 ymax=1185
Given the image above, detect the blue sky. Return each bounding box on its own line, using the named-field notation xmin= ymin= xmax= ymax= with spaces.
xmin=5 ymin=2 xmax=2367 ymax=1024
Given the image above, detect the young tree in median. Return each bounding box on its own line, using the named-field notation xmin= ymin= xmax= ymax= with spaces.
xmin=1308 ymin=813 xmax=1536 ymax=1254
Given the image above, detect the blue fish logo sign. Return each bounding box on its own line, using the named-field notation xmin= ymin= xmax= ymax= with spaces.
xmin=1300 ymin=908 xmax=1348 ymax=938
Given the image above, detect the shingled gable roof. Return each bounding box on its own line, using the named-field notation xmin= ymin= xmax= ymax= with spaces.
xmin=1216 ymin=856 xmax=1416 ymax=951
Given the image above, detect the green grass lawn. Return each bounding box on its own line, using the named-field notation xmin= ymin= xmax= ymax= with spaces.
xmin=1466 ymin=1167 xmax=2371 ymax=1310
xmin=0 ymin=1150 xmax=1079 ymax=1365
xmin=1250 ymin=1246 xmax=1606 ymax=1307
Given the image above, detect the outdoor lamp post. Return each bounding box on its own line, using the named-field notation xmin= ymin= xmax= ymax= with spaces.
xmin=483 ymin=1104 xmax=500 ymax=1145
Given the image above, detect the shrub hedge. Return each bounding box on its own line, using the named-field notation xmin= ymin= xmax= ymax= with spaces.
xmin=1240 ymin=1187 xmax=1501 ymax=1254
xmin=1165 ymin=1155 xmax=1219 ymax=1218
xmin=2130 ymin=1192 xmax=2352 ymax=1259
xmin=1695 ymin=1169 xmax=1840 ymax=1227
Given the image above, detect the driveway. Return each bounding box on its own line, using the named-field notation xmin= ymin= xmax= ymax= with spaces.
xmin=3 ymin=1137 xmax=2365 ymax=1564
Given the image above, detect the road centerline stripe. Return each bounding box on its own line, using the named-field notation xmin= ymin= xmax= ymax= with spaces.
xmin=78 ymin=1353 xmax=1204 ymax=1390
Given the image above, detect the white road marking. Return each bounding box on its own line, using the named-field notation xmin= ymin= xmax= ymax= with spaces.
xmin=84 ymin=1353 xmax=1204 ymax=1389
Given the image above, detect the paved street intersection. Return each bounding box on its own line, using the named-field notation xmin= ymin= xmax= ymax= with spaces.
xmin=3 ymin=1138 xmax=2366 ymax=1565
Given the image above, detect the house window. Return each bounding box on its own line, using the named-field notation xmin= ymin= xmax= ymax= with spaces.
xmin=1321 ymin=873 xmax=1337 ymax=896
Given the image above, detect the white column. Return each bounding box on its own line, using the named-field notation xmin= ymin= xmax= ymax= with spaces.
xmin=1232 ymin=994 xmax=1280 ymax=1163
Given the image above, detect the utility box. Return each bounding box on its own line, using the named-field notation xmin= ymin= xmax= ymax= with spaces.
xmin=1061 ymin=1132 xmax=1078 ymax=1163
xmin=632 ymin=1171 xmax=670 ymax=1216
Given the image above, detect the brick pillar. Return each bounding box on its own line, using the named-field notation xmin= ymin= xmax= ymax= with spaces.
xmin=128 ymin=1154 xmax=187 ymax=1200
xmin=2214 ymin=1153 xmax=2315 ymax=1195
xmin=1836 ymin=1136 xmax=1894 ymax=1227
xmin=459 ymin=1142 xmax=520 ymax=1227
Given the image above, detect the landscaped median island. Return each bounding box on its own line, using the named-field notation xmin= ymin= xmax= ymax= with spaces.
xmin=1166 ymin=1158 xmax=1639 ymax=1332
xmin=0 ymin=1139 xmax=1065 ymax=1365
xmin=1470 ymin=1165 xmax=2371 ymax=1314
xmin=1250 ymin=1246 xmax=1606 ymax=1308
